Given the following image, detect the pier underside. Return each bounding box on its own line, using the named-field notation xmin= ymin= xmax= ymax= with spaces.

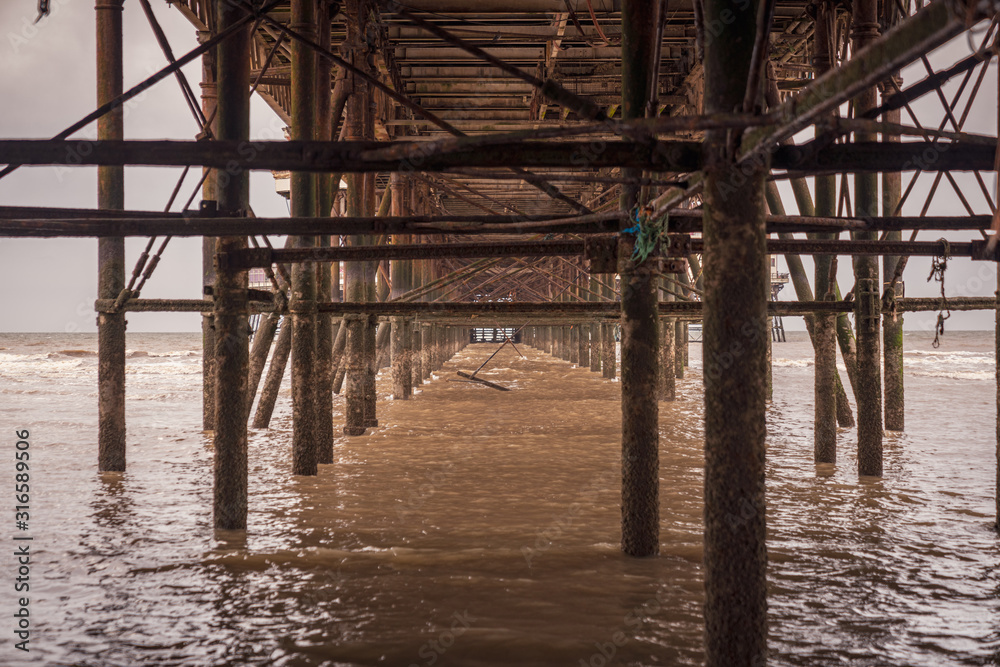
xmin=3 ymin=0 xmax=1000 ymax=662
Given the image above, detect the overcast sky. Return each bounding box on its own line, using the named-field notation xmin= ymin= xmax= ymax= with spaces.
xmin=0 ymin=1 xmax=997 ymax=333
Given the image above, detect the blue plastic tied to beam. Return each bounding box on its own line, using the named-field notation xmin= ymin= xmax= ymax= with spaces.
xmin=621 ymin=205 xmax=668 ymax=265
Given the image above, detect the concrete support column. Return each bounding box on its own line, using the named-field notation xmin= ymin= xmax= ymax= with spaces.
xmin=96 ymin=0 xmax=126 ymax=472
xmin=702 ymin=0 xmax=767 ymax=661
xmin=853 ymin=0 xmax=884 ymax=476
xmin=212 ymin=0 xmax=251 ymax=529
xmin=619 ymin=0 xmax=660 ymax=558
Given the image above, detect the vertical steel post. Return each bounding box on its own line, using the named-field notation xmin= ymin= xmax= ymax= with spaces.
xmin=290 ymin=0 xmax=318 ymax=475
xmin=813 ymin=0 xmax=838 ymax=462
xmin=702 ymin=0 xmax=767 ymax=661
xmin=390 ymin=174 xmax=412 ymax=400
xmin=411 ymin=320 xmax=423 ymax=387
xmin=660 ymin=277 xmax=676 ymax=401
xmin=96 ymin=0 xmax=126 ymax=472
xmin=343 ymin=314 xmax=367 ymax=435
xmin=315 ymin=0 xmax=335 ymax=464
xmin=199 ymin=29 xmax=218 ymax=433
xmin=212 ymin=0 xmax=251 ymax=529
xmin=343 ymin=0 xmax=376 ymax=433
xmin=882 ymin=1 xmax=904 ymax=433
xmin=253 ymin=321 xmax=291 ymax=429
xmin=619 ymin=0 xmax=660 ymax=558
xmin=674 ymin=319 xmax=685 ymax=379
xmin=853 ymin=0 xmax=884 ymax=476
xmin=589 ymin=275 xmax=602 ymax=372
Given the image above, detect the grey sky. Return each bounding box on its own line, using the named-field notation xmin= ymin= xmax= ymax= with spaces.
xmin=0 ymin=1 xmax=997 ymax=333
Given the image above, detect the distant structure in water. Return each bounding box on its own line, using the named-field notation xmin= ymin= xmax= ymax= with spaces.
xmin=3 ymin=1 xmax=999 ymax=665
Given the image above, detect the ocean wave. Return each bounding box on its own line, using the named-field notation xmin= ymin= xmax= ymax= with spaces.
xmin=909 ymin=369 xmax=993 ymax=381
xmin=773 ymin=359 xmax=813 ymax=368
xmin=57 ymin=349 xmax=98 ymax=357
xmin=908 ymin=349 xmax=994 ymax=358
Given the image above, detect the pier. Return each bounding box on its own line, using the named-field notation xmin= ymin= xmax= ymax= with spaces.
xmin=3 ymin=0 xmax=1000 ymax=663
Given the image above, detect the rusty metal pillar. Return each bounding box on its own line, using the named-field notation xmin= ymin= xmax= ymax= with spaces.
xmin=343 ymin=314 xmax=367 ymax=435
xmin=390 ymin=174 xmax=412 ymax=400
xmin=412 ymin=320 xmax=423 ymax=386
xmin=882 ymin=2 xmax=904 ymax=433
xmin=853 ymin=0 xmax=884 ymax=476
xmin=602 ymin=321 xmax=616 ymax=379
xmin=199 ymin=29 xmax=218 ymax=433
xmin=702 ymin=0 xmax=768 ymax=660
xmin=570 ymin=324 xmax=580 ymax=365
xmin=421 ymin=324 xmax=432 ymax=380
xmin=391 ymin=316 xmax=411 ymax=399
xmin=96 ymin=0 xmax=126 ymax=472
xmin=578 ymin=322 xmax=590 ymax=368
xmin=253 ymin=321 xmax=291 ymax=429
xmin=343 ymin=0 xmax=377 ymax=432
xmin=619 ymin=0 xmax=660 ymax=558
xmin=290 ymin=0 xmax=319 ymax=476
xmin=660 ymin=279 xmax=676 ymax=401
xmin=589 ymin=274 xmax=601 ymax=372
xmin=363 ymin=314 xmax=378 ymax=426
xmin=659 ymin=316 xmax=675 ymax=401
xmin=674 ymin=319 xmax=685 ymax=379
xmin=814 ymin=0 xmax=838 ymax=463
xmin=212 ymin=0 xmax=251 ymax=529
xmin=315 ymin=0 xmax=335 ymax=465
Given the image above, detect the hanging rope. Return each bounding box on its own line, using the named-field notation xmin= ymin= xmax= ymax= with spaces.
xmin=927 ymin=238 xmax=951 ymax=348
xmin=621 ymin=205 xmax=668 ymax=266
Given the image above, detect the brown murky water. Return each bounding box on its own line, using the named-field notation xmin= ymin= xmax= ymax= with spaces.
xmin=0 ymin=331 xmax=996 ymax=666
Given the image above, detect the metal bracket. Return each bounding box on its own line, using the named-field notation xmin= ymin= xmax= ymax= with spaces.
xmin=970 ymin=239 xmax=1000 ymax=261
xmin=585 ymin=235 xmax=619 ymax=274
xmin=217 ymin=248 xmax=270 ymax=272
xmin=665 ymin=233 xmax=691 ymax=258
xmin=661 ymin=258 xmax=689 ymax=274
xmin=856 ymin=278 xmax=880 ymax=334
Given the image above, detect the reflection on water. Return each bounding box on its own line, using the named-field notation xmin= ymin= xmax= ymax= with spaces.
xmin=0 ymin=331 xmax=996 ymax=666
